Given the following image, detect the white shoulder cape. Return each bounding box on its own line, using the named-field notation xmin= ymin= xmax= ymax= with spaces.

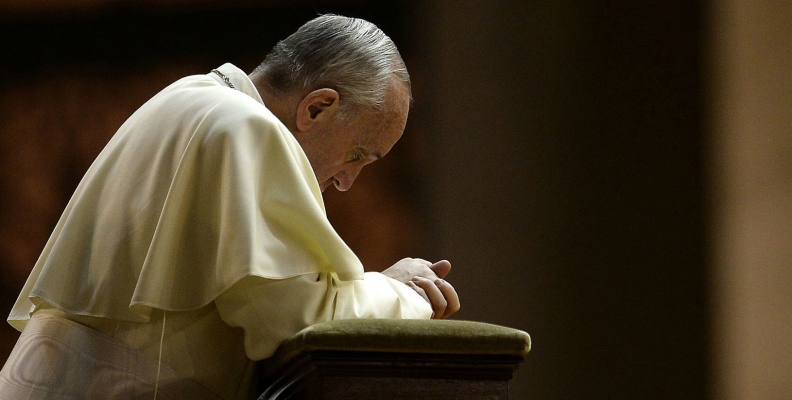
xmin=8 ymin=64 xmax=364 ymax=330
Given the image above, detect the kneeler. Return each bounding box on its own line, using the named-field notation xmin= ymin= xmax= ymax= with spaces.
xmin=257 ymin=319 xmax=531 ymax=400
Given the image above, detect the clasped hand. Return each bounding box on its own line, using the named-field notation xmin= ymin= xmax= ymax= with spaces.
xmin=381 ymin=258 xmax=460 ymax=319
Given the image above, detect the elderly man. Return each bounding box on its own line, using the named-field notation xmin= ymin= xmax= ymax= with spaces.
xmin=0 ymin=15 xmax=458 ymax=399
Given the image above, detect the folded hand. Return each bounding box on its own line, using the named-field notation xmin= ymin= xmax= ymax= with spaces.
xmin=382 ymin=258 xmax=460 ymax=319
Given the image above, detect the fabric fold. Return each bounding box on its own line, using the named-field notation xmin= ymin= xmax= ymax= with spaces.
xmin=9 ymin=64 xmax=364 ymax=330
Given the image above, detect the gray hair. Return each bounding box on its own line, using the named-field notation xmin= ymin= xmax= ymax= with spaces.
xmin=255 ymin=14 xmax=411 ymax=120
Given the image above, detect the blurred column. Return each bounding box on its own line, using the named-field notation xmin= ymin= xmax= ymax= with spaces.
xmin=708 ymin=1 xmax=792 ymax=399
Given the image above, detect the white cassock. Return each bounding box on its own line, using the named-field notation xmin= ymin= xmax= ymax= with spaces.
xmin=0 ymin=63 xmax=432 ymax=400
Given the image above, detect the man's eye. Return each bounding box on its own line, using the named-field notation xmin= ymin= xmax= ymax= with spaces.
xmin=349 ymin=152 xmax=362 ymax=162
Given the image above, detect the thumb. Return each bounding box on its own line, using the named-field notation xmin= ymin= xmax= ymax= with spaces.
xmin=429 ymin=260 xmax=452 ymax=279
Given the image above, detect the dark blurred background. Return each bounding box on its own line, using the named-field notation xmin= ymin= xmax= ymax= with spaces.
xmin=1 ymin=1 xmax=790 ymax=399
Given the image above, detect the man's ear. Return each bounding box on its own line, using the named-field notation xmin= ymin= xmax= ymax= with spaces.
xmin=295 ymin=88 xmax=340 ymax=132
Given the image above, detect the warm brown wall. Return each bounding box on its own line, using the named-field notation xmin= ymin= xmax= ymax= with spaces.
xmin=6 ymin=2 xmax=788 ymax=400
xmin=708 ymin=0 xmax=792 ymax=398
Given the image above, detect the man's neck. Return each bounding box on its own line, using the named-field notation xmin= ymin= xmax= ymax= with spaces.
xmin=248 ymin=71 xmax=299 ymax=133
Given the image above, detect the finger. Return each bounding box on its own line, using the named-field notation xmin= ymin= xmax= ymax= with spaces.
xmin=412 ymin=277 xmax=447 ymax=319
xmin=429 ymin=260 xmax=451 ymax=279
xmin=414 ymin=262 xmax=439 ymax=281
xmin=407 ymin=281 xmax=432 ymax=307
xmin=433 ymin=279 xmax=460 ymax=319
xmin=419 ymin=268 xmax=440 ymax=281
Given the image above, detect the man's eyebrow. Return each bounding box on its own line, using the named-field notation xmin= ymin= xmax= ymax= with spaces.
xmin=356 ymin=146 xmax=381 ymax=160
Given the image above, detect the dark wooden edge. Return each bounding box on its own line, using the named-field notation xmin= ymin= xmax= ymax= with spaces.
xmin=257 ymin=351 xmax=524 ymax=400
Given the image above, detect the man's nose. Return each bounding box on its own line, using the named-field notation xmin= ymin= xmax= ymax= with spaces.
xmin=333 ymin=166 xmax=363 ymax=191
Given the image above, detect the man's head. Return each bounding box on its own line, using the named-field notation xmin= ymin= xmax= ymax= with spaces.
xmin=250 ymin=15 xmax=411 ymax=192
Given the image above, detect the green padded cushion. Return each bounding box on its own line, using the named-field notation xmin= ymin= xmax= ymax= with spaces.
xmin=263 ymin=319 xmax=531 ymax=372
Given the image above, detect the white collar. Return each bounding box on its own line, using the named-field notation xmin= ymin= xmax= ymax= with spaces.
xmin=211 ymin=63 xmax=265 ymax=105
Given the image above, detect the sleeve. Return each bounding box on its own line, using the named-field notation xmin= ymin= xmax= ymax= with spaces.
xmin=214 ymin=272 xmax=433 ymax=360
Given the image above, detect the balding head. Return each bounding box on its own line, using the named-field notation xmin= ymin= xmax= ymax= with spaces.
xmin=253 ymin=14 xmax=411 ymax=121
